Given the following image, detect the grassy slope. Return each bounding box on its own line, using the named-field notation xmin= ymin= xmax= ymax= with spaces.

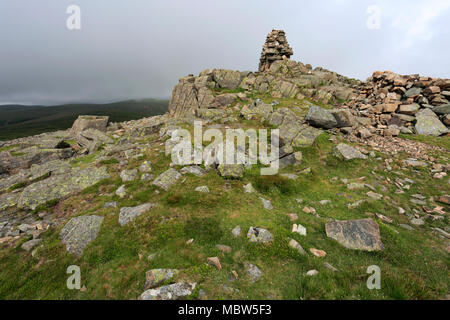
xmin=0 ymin=116 xmax=448 ymax=299
xmin=0 ymin=99 xmax=168 ymax=141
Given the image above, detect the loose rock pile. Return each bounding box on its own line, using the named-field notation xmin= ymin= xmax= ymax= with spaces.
xmin=341 ymin=71 xmax=449 ymax=137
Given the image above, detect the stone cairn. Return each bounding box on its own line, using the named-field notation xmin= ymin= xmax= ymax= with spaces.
xmin=258 ymin=30 xmax=293 ymax=72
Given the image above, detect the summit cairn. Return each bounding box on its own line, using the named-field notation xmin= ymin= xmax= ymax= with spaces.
xmin=258 ymin=30 xmax=293 ymax=72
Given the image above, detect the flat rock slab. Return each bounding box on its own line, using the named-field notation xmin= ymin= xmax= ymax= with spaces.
xmin=140 ymin=282 xmax=196 ymax=300
xmin=145 ymin=269 xmax=179 ymax=290
xmin=17 ymin=167 xmax=110 ymax=210
xmin=60 ymin=215 xmax=104 ymax=257
xmin=325 ymin=219 xmax=384 ymax=251
xmin=180 ymin=165 xmax=206 ymax=177
xmin=333 ymin=143 xmax=367 ymax=161
xmin=152 ymin=168 xmax=182 ymax=191
xmin=415 ymin=108 xmax=448 ymax=136
xmin=119 ymin=203 xmax=157 ymax=226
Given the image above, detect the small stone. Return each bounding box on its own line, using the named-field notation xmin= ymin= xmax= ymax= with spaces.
xmin=152 ymin=169 xmax=182 ymax=191
xmin=310 ymin=248 xmax=326 ymax=257
xmin=247 ymin=227 xmax=273 ymax=243
xmin=436 ymin=195 xmax=450 ymax=205
xmin=21 ymin=239 xmax=42 ymax=252
xmin=367 ymin=191 xmax=383 ymax=200
xmin=410 ymin=218 xmax=424 ymax=226
xmin=103 ymin=201 xmax=117 ymax=208
xmin=120 ymin=169 xmax=138 ymax=182
xmin=232 ymin=226 xmax=241 ymax=237
xmin=245 ymin=263 xmax=262 ymax=283
xmin=303 ymin=206 xmax=316 ymax=214
xmin=260 ymin=197 xmax=273 ymax=210
xmin=292 ymin=224 xmax=307 ymax=236
xmin=115 ymin=185 xmax=126 ymax=198
xmin=216 ymin=244 xmax=232 ymax=254
xmin=306 ymin=270 xmax=319 ymax=276
xmin=180 ymin=166 xmax=206 ymax=177
xmin=288 ymin=213 xmax=298 ymax=221
xmin=323 ymin=262 xmax=338 ymax=272
xmin=140 ymin=171 xmax=155 ymax=180
xmin=347 ymin=182 xmax=365 ymax=190
xmin=207 ymin=257 xmax=222 ymax=270
xmin=243 ymin=183 xmax=256 ymax=193
xmin=294 ymin=151 xmax=303 ymax=163
xmin=139 ymin=161 xmax=152 ymax=173
xmin=145 ymin=269 xmax=179 ymax=290
xmin=148 ymin=253 xmax=158 ymax=261
xmin=195 ymin=186 xmax=210 ymax=193
xmin=288 ymin=239 xmax=307 ymax=255
xmin=399 ymin=224 xmax=414 ymax=231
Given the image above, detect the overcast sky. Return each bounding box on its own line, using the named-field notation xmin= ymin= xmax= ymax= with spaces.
xmin=0 ymin=0 xmax=449 ymax=105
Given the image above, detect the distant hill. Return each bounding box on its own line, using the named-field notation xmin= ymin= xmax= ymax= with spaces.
xmin=0 ymin=99 xmax=168 ymax=141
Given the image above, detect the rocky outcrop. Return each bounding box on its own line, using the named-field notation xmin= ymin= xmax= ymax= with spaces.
xmin=258 ymin=30 xmax=293 ymax=72
xmin=70 ymin=115 xmax=109 ymax=135
xmin=168 ymin=70 xmax=244 ymax=117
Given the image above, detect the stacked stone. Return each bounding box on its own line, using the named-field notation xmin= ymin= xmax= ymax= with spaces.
xmin=342 ymin=71 xmax=450 ymax=136
xmin=258 ymin=30 xmax=293 ymax=72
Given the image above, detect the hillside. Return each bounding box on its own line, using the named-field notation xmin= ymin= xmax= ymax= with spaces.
xmin=0 ymin=99 xmax=168 ymax=141
xmin=0 ymin=30 xmax=448 ymax=300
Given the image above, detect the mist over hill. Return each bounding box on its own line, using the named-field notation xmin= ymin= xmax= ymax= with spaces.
xmin=0 ymin=99 xmax=168 ymax=140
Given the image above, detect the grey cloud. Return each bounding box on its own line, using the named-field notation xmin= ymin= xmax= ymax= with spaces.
xmin=0 ymin=0 xmax=448 ymax=105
